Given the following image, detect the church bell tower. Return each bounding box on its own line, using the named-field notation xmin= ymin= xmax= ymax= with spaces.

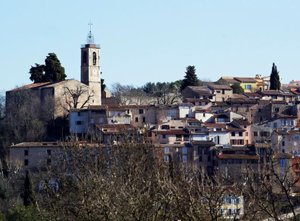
xmin=81 ymin=22 xmax=101 ymax=105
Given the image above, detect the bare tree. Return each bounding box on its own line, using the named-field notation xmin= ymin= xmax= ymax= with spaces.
xmin=62 ymin=85 xmax=94 ymax=112
xmin=5 ymin=89 xmax=47 ymax=143
xmin=240 ymin=156 xmax=300 ymax=221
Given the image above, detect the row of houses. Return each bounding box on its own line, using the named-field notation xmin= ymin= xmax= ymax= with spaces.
xmin=9 ymin=79 xmax=300 ymax=219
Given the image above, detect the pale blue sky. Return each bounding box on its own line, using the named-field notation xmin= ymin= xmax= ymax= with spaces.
xmin=1 ymin=0 xmax=300 ymax=91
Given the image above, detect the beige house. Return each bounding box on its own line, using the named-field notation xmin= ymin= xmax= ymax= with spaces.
xmin=10 ymin=142 xmax=62 ymax=170
xmin=207 ymin=84 xmax=233 ymax=102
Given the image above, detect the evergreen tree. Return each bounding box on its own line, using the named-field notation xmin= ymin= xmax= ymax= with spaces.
xmin=29 ymin=53 xmax=66 ymax=83
xmin=23 ymin=171 xmax=36 ymax=207
xmin=180 ymin=65 xmax=199 ymax=91
xmin=231 ymin=83 xmax=244 ymax=94
xmin=270 ymin=63 xmax=281 ymax=90
xmin=44 ymin=53 xmax=66 ymax=82
xmin=29 ymin=64 xmax=45 ymax=83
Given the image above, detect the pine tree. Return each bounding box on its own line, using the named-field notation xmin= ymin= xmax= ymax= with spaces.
xmin=180 ymin=65 xmax=199 ymax=91
xmin=270 ymin=63 xmax=281 ymax=90
xmin=23 ymin=171 xmax=36 ymax=207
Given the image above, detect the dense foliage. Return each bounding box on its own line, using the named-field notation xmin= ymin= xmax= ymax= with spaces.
xmin=231 ymin=83 xmax=244 ymax=94
xmin=29 ymin=53 xmax=66 ymax=83
xmin=270 ymin=63 xmax=281 ymax=90
xmin=180 ymin=65 xmax=199 ymax=91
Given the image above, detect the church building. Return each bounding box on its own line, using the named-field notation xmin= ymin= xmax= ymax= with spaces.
xmin=6 ymin=27 xmax=102 ymax=118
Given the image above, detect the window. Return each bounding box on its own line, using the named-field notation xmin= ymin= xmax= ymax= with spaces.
xmin=203 ymin=113 xmax=206 ymax=117
xmin=282 ymin=141 xmax=285 ymax=146
xmin=77 ymin=112 xmax=81 ymax=116
xmin=182 ymin=147 xmax=188 ymax=155
xmin=273 ymin=122 xmax=277 ymax=128
xmin=93 ymin=52 xmax=97 ymax=65
xmin=222 ymin=89 xmax=225 ymax=94
xmin=139 ymin=109 xmax=144 ymax=114
xmin=216 ymin=90 xmax=221 ymax=93
xmin=214 ymin=136 xmax=220 ymax=144
xmin=76 ymin=121 xmax=82 ymax=125
xmin=254 ymin=131 xmax=258 ymax=136
xmin=164 ymin=155 xmax=170 ymax=162
xmin=142 ymin=117 xmax=146 ymax=123
xmin=239 ymin=132 xmax=243 ymax=136
xmin=245 ymin=85 xmax=252 ymax=90
xmin=182 ymin=155 xmax=188 ymax=163
xmin=24 ymin=150 xmax=28 ymax=156
xmin=24 ymin=159 xmax=28 ymax=166
xmin=135 ymin=117 xmax=138 ymax=122
xmin=274 ymin=107 xmax=279 ymax=112
xmin=231 ymin=132 xmax=235 ymax=136
xmin=162 ymin=135 xmax=166 ymax=139
xmin=164 ymin=147 xmax=170 ymax=154
xmin=47 ymin=150 xmax=51 ymax=155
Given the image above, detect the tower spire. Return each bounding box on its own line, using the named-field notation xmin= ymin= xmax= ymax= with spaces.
xmin=87 ymin=20 xmax=94 ymax=44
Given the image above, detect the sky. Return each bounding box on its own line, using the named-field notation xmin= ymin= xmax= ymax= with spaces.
xmin=1 ymin=0 xmax=300 ymax=92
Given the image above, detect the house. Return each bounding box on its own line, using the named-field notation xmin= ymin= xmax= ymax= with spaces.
xmin=204 ymin=123 xmax=230 ymax=147
xmin=207 ymin=84 xmax=233 ymax=102
xmin=291 ymin=156 xmax=300 ymax=191
xmin=195 ymin=109 xmax=214 ymax=123
xmin=9 ymin=142 xmax=104 ymax=172
xmin=151 ymin=129 xmax=190 ymax=145
xmin=233 ymin=77 xmax=257 ymax=92
xmin=156 ymin=105 xmax=179 ymax=123
xmin=159 ymin=143 xmax=193 ymax=164
xmin=221 ymin=193 xmax=244 ymax=219
xmin=268 ymin=114 xmax=297 ymax=130
xmin=192 ymin=140 xmax=216 ymax=175
xmin=287 ymin=130 xmax=300 ymax=155
xmin=178 ymin=103 xmax=195 ymax=119
xmin=217 ymin=146 xmax=259 ymax=180
xmin=10 ymin=142 xmax=63 ymax=170
xmin=271 ymin=129 xmax=290 ymax=154
xmin=231 ymin=118 xmax=253 ymax=145
xmin=184 ymin=118 xmax=209 ymax=142
xmin=260 ymin=90 xmax=296 ymax=103
xmin=181 ymin=86 xmax=215 ymax=102
xmin=96 ymin=124 xmax=139 ymax=144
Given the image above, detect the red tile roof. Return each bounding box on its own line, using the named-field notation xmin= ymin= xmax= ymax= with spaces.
xmin=218 ymin=153 xmax=259 ymax=160
xmin=8 ymin=82 xmax=52 ymax=92
xmin=234 ymin=77 xmax=257 ymax=83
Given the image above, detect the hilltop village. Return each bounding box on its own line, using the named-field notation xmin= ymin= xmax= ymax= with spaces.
xmin=4 ymin=31 xmax=300 ymax=220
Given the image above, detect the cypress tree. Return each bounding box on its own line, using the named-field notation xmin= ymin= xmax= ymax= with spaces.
xmin=23 ymin=171 xmax=36 ymax=207
xmin=270 ymin=63 xmax=281 ymax=90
